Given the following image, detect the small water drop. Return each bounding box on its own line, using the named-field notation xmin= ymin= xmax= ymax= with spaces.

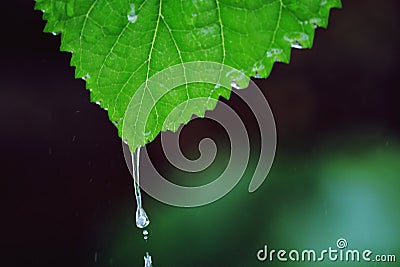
xmin=231 ymin=80 xmax=241 ymax=89
xmin=143 ymin=230 xmax=149 ymax=235
xmin=290 ymin=41 xmax=303 ymax=49
xmin=52 ymin=32 xmax=58 ymax=36
xmin=127 ymin=4 xmax=138 ymax=23
xmin=144 ymin=252 xmax=152 ymax=267
xmin=255 ymin=73 xmax=261 ymax=78
xmin=82 ymin=73 xmax=91 ymax=80
xmin=95 ymin=101 xmax=101 ymax=105
xmin=214 ymin=84 xmax=221 ymax=89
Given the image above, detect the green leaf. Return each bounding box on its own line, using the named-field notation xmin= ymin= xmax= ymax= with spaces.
xmin=35 ymin=0 xmax=341 ymax=151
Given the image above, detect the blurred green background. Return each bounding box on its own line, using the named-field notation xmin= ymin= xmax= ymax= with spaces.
xmin=1 ymin=0 xmax=399 ymax=266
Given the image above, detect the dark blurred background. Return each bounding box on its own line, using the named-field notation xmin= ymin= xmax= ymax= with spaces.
xmin=1 ymin=1 xmax=399 ymax=266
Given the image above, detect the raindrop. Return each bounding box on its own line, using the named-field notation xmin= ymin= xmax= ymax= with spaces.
xmin=127 ymin=4 xmax=138 ymax=23
xmin=290 ymin=41 xmax=303 ymax=49
xmin=230 ymin=80 xmax=241 ymax=89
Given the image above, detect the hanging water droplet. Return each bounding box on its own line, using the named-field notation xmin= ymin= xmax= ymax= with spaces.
xmin=127 ymin=4 xmax=138 ymax=23
xmin=52 ymin=32 xmax=58 ymax=36
xmin=131 ymin=147 xmax=151 ymax=229
xmin=144 ymin=252 xmax=152 ymax=267
xmin=136 ymin=207 xmax=150 ymax=228
xmin=255 ymin=73 xmax=261 ymax=78
xmin=214 ymin=84 xmax=221 ymax=89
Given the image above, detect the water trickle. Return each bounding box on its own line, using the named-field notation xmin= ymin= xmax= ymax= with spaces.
xmin=131 ymin=148 xmax=153 ymax=266
xmin=144 ymin=252 xmax=153 ymax=267
xmin=131 ymin=147 xmax=150 ymax=229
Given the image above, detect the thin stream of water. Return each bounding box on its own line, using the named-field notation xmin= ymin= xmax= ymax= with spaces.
xmin=131 ymin=147 xmax=153 ymax=267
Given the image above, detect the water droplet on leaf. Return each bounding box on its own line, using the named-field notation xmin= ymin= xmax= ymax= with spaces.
xmin=290 ymin=41 xmax=303 ymax=49
xmin=127 ymin=4 xmax=138 ymax=23
xmin=231 ymin=80 xmax=241 ymax=89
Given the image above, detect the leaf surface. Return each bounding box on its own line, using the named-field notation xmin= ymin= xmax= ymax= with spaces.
xmin=36 ymin=0 xmax=341 ymax=151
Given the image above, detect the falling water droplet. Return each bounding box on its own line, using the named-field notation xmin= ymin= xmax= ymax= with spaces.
xmin=144 ymin=252 xmax=153 ymax=267
xmin=143 ymin=229 xmax=149 ymax=240
xmin=132 ymin=147 xmax=150 ymax=229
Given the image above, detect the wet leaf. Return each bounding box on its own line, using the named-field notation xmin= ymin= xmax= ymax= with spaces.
xmin=36 ymin=0 xmax=341 ymax=151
